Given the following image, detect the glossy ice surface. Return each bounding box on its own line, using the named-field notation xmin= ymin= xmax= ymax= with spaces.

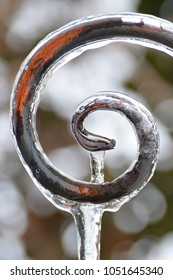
xmin=10 ymin=13 xmax=165 ymax=205
xmin=11 ymin=12 xmax=169 ymax=259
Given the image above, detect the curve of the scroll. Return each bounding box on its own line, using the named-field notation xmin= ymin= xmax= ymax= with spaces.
xmin=11 ymin=13 xmax=164 ymax=203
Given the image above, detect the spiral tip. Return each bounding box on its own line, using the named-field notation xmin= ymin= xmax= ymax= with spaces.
xmin=109 ymin=138 xmax=116 ymax=149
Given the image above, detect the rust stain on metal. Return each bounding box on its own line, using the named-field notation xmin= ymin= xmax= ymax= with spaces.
xmin=15 ymin=24 xmax=84 ymax=117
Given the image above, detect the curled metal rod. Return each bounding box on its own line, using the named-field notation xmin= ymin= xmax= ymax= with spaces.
xmin=11 ymin=88 xmax=159 ymax=204
xmin=11 ymin=13 xmax=165 ymax=204
xmin=71 ymin=93 xmax=116 ymax=152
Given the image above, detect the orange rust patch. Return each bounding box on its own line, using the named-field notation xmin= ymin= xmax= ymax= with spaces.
xmin=15 ymin=24 xmax=84 ymax=117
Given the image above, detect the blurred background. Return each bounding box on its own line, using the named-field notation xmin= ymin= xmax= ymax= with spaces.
xmin=0 ymin=0 xmax=173 ymax=260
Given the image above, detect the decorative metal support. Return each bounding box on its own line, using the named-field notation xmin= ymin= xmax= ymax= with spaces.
xmin=10 ymin=12 xmax=173 ymax=259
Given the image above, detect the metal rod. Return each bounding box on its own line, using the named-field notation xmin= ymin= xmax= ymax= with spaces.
xmin=72 ymin=204 xmax=103 ymax=260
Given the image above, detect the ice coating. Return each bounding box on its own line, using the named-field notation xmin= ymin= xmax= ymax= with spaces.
xmin=71 ymin=92 xmax=159 ymax=199
xmin=10 ymin=12 xmax=167 ymax=260
xmin=10 ymin=13 xmax=164 ymax=205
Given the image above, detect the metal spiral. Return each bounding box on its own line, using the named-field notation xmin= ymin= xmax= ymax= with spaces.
xmin=10 ymin=13 xmax=166 ymax=204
